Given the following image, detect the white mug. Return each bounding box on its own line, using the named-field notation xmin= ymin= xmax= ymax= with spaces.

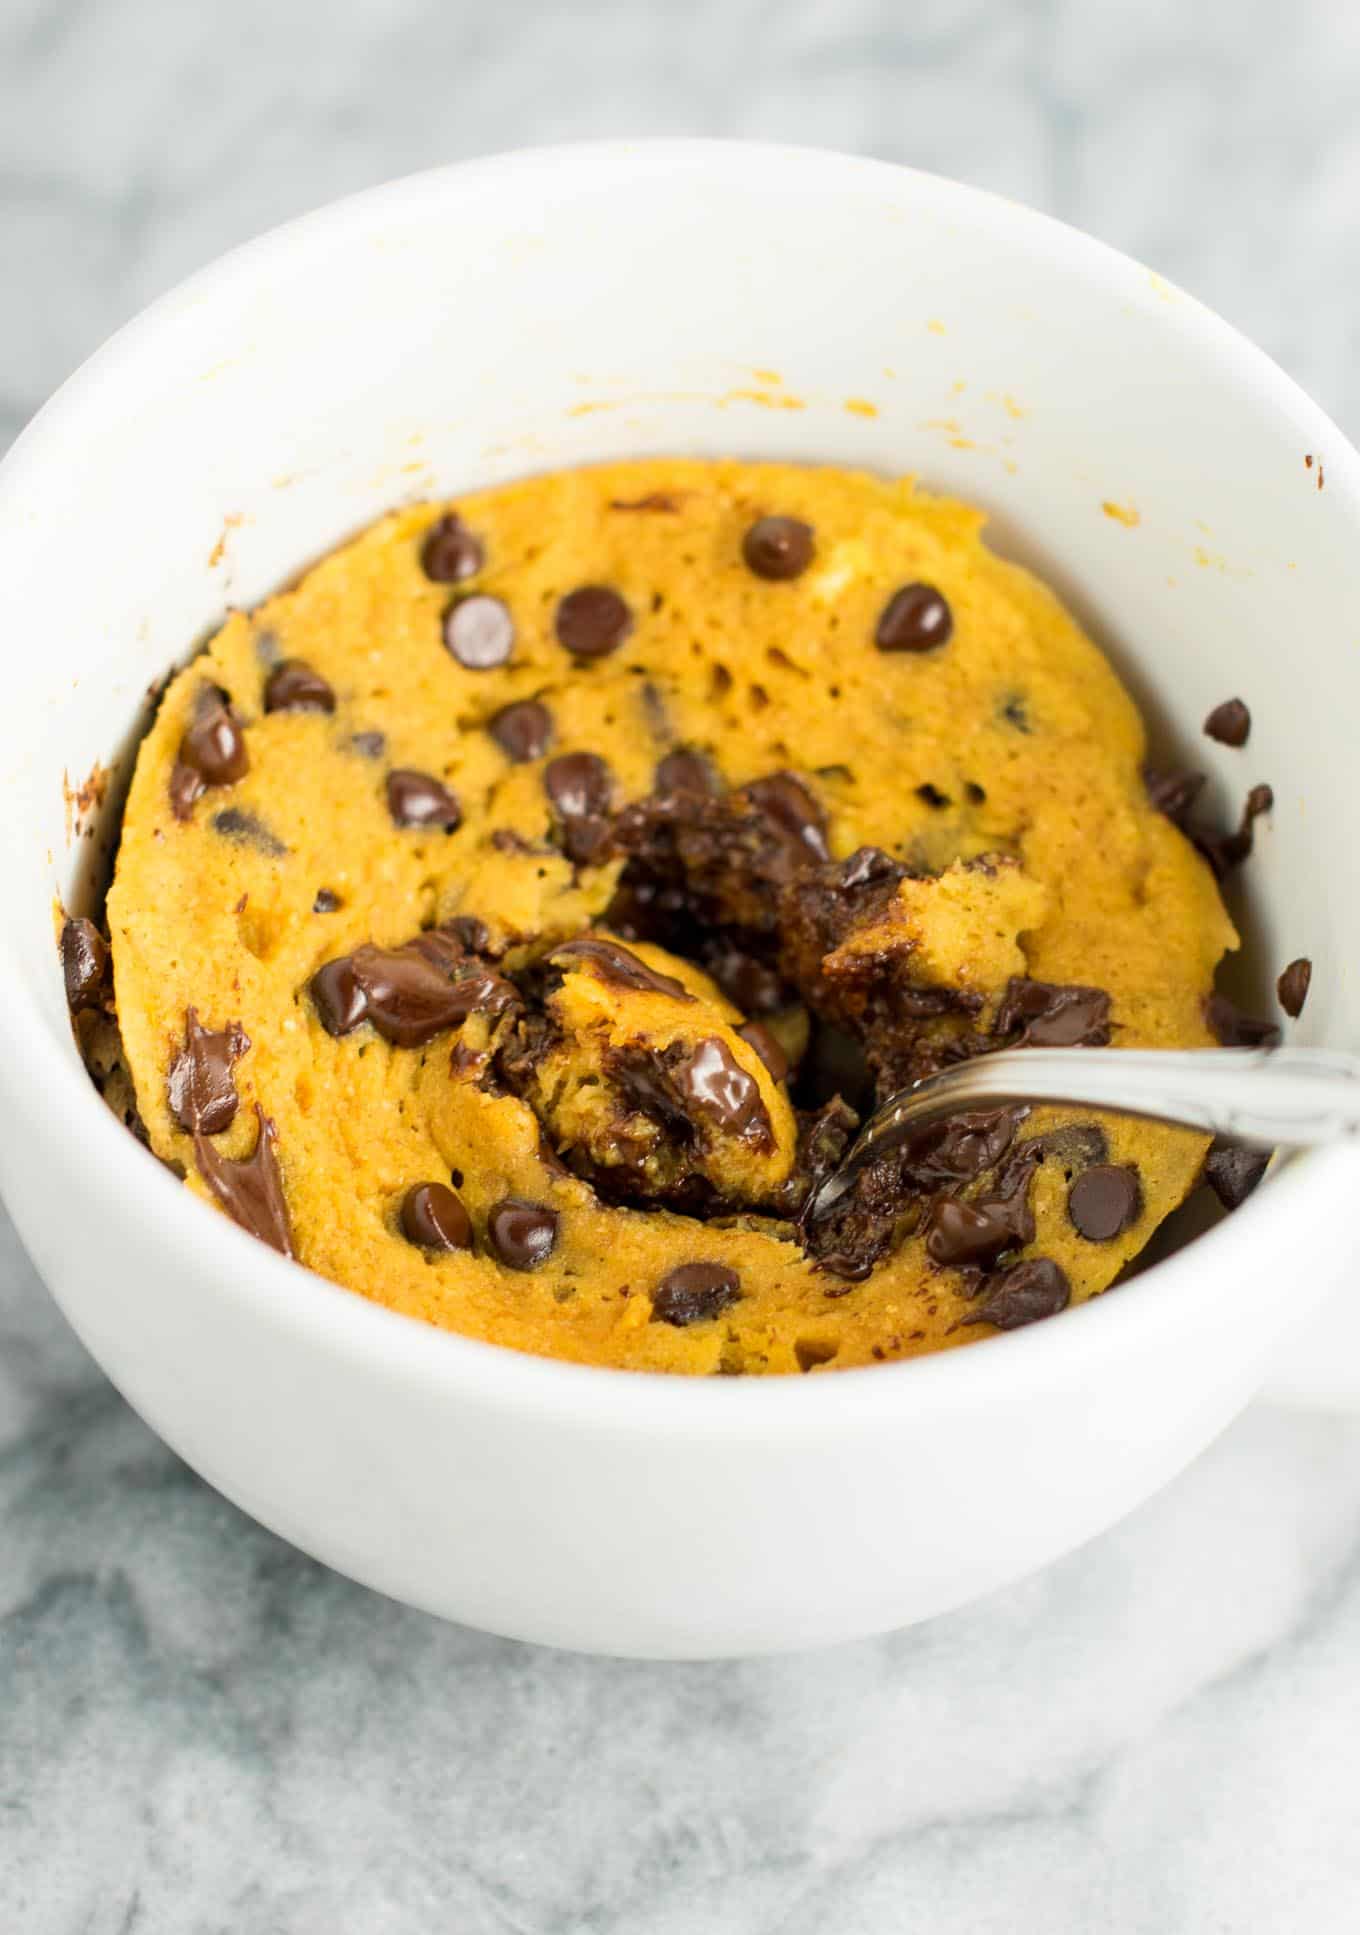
xmin=0 ymin=141 xmax=1355 ymax=1657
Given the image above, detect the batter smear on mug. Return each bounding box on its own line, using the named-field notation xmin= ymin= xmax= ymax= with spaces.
xmin=75 ymin=459 xmax=1284 ymax=1374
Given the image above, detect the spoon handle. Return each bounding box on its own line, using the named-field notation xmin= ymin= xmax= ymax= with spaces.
xmin=805 ymin=1047 xmax=1360 ymax=1225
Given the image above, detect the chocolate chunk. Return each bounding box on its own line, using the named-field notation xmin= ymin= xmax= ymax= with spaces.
xmin=995 ymin=978 xmax=1112 ymax=1048
xmin=744 ymin=772 xmax=829 ymax=864
xmin=1195 ymin=784 xmax=1273 ymax=879
xmin=875 ymin=583 xmax=953 ymax=653
xmin=311 ymin=955 xmax=368 ymax=1035
xmin=1205 ymin=993 xmax=1281 ymax=1049
xmin=170 ymin=685 xmax=249 ymax=819
xmin=925 ymin=1142 xmax=1037 ymax=1266
xmin=1204 ymin=1143 xmax=1271 ymax=1210
xmin=1203 ymin=697 xmax=1251 ymax=747
xmin=742 ymin=515 xmax=815 ymax=581
xmin=264 ymin=659 xmax=335 ymax=714
xmin=655 ymin=749 xmax=718 ymax=797
xmin=609 ymin=1046 xmax=695 ymax=1143
xmin=550 ymin=936 xmax=696 ymax=1002
xmin=1277 ymin=957 xmax=1312 ymax=1019
xmin=355 ymin=944 xmax=515 ymax=1047
xmin=60 ymin=916 xmax=108 ymax=1014
xmin=211 ymin=808 xmax=288 ymax=856
xmin=313 ymin=888 xmax=341 ymax=913
xmin=555 ymin=586 xmax=633 ymax=660
xmin=194 ymin=1106 xmax=293 ymax=1257
xmin=386 ymin=769 xmax=463 ymax=831
xmin=897 ymin=1106 xmax=1023 ymax=1189
xmin=960 ymin=1257 xmax=1070 ymax=1331
xmin=489 ymin=700 xmax=553 ymax=763
xmin=487 ymin=1198 xmax=558 ymax=1270
xmin=167 ymin=1007 xmax=249 ymax=1134
xmin=351 ymin=730 xmax=386 ymax=759
xmin=444 ymin=594 xmax=514 ymax=669
xmin=1144 ymin=766 xmax=1206 ymax=828
xmin=1067 ymin=1163 xmax=1143 ymax=1242
xmin=677 ymin=1037 xmax=771 ymax=1144
xmin=311 ymin=938 xmax=516 ymax=1046
xmin=737 ymin=1021 xmax=788 ymax=1084
xmin=401 ymin=1181 xmax=473 ymax=1253
xmin=651 ymin=1261 xmax=741 ymax=1326
xmin=420 ymin=513 xmax=484 ymax=585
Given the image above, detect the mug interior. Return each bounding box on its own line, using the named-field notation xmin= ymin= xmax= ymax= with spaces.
xmin=0 ymin=139 xmax=1355 ymax=1365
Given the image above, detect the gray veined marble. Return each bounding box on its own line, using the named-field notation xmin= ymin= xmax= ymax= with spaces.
xmin=5 ymin=0 xmax=1360 ymax=1927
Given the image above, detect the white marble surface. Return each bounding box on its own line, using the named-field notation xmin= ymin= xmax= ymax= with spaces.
xmin=4 ymin=1 xmax=1360 ymax=1927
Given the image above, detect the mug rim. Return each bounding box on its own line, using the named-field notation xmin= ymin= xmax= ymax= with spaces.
xmin=1 ymin=136 xmax=1354 ymax=1432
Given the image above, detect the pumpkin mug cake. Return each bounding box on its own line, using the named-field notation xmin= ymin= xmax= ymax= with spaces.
xmin=63 ymin=459 xmax=1288 ymax=1375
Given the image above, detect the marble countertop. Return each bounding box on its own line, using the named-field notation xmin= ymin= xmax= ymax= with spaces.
xmin=5 ymin=1 xmax=1360 ymax=1927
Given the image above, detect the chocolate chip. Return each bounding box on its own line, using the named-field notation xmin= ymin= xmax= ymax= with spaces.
xmin=1277 ymin=957 xmax=1312 ymax=1019
xmin=544 ymin=751 xmax=612 ymax=820
xmin=960 ymin=1257 xmax=1070 ymax=1331
xmin=896 ymin=1107 xmax=1023 ymax=1189
xmin=555 ymin=586 xmax=633 ymax=660
xmin=1203 ymin=697 xmax=1251 ymax=747
xmin=655 ymin=749 xmax=718 ymax=796
xmin=876 ymin=583 xmax=953 ymax=653
xmin=542 ymin=751 xmax=613 ymax=867
xmin=60 ymin=916 xmax=108 ymax=1014
xmin=211 ymin=808 xmax=288 ymax=856
xmin=995 ymin=979 xmax=1111 ymax=1048
xmin=194 ymin=1105 xmax=293 ymax=1257
xmin=1144 ymin=766 xmax=1206 ymax=828
xmin=444 ymin=594 xmax=514 ymax=669
xmin=916 ymin=783 xmax=950 ymax=809
xmin=401 ymin=1181 xmax=473 ymax=1252
xmin=744 ymin=772 xmax=829 ymax=864
xmin=840 ymin=846 xmax=901 ymax=891
xmin=170 ymin=685 xmax=249 ymax=819
xmin=351 ymin=730 xmax=386 ymax=759
xmin=1205 ymin=993 xmax=1281 ymax=1049
xmin=742 ymin=515 xmax=815 ymax=581
xmin=442 ymin=913 xmax=494 ymax=954
xmin=167 ymin=1007 xmax=249 ymax=1134
xmin=677 ymin=1037 xmax=771 ymax=1144
xmin=313 ymin=888 xmax=341 ymax=913
xmin=264 ymin=659 xmax=335 ymax=714
xmin=1067 ymin=1163 xmax=1142 ymax=1241
xmin=550 ymin=936 xmax=696 ymax=1002
xmin=420 ymin=513 xmax=484 ymax=585
xmin=1195 ymin=784 xmax=1273 ymax=879
xmin=489 ymin=700 xmax=553 ymax=763
xmin=651 ymin=1261 xmax=741 ymax=1326
xmin=386 ymin=770 xmax=463 ymax=831
xmin=487 ymin=1198 xmax=558 ymax=1270
xmin=1204 ymin=1143 xmax=1270 ymax=1210
xmin=311 ymin=938 xmax=516 ymax=1046
xmin=737 ymin=1021 xmax=788 ymax=1084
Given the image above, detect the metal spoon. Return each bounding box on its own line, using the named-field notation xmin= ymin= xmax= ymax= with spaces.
xmin=801 ymin=1046 xmax=1360 ymax=1224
